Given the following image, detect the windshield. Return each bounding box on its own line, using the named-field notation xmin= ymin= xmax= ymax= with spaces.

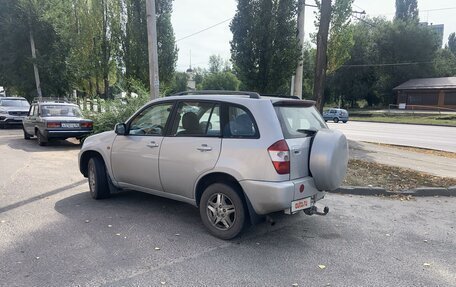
xmin=41 ymin=105 xmax=83 ymax=117
xmin=0 ymin=99 xmax=30 ymax=107
xmin=274 ymin=105 xmax=328 ymax=139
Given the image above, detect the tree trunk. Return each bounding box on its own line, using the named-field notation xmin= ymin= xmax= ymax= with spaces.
xmin=313 ymin=0 xmax=332 ymax=113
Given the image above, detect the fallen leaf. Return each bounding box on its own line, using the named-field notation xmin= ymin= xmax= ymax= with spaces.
xmin=318 ymin=265 xmax=326 ymax=269
xmin=423 ymin=263 xmax=431 ymax=267
xmin=115 ymin=233 xmax=121 ymax=236
xmin=35 ymin=257 xmax=40 ymax=260
xmin=385 ymin=234 xmax=391 ymax=237
xmin=155 ymin=247 xmax=160 ymax=251
xmin=423 ymin=240 xmax=428 ymax=243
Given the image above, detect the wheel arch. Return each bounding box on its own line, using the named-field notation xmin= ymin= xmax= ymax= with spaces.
xmin=195 ymin=172 xmax=261 ymax=225
xmin=79 ymin=150 xmax=105 ymax=177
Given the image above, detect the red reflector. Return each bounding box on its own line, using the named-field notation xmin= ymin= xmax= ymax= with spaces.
xmin=300 ymin=184 xmax=305 ymax=193
xmin=47 ymin=122 xmax=61 ymax=128
xmin=272 ymin=161 xmax=290 ymax=175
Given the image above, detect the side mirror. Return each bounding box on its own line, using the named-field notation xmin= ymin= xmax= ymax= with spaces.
xmin=114 ymin=123 xmax=127 ymax=135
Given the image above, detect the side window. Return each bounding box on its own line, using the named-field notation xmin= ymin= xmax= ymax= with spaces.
xmin=225 ymin=105 xmax=257 ymax=138
xmin=170 ymin=101 xmax=221 ymax=137
xmin=330 ymin=109 xmax=336 ymax=114
xmin=128 ymin=103 xmax=173 ymax=136
xmin=29 ymin=105 xmax=34 ymax=116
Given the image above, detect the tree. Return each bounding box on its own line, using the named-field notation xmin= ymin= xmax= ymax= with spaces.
xmin=433 ymin=48 xmax=456 ymax=77
xmin=448 ymin=32 xmax=456 ymax=55
xmin=124 ymin=0 xmax=177 ymax=92
xmin=230 ymin=0 xmax=300 ymax=93
xmin=0 ymin=0 xmax=70 ymax=99
xmin=202 ymin=72 xmax=241 ymax=90
xmin=313 ymin=0 xmax=332 ymax=112
xmin=395 ymin=0 xmax=419 ymax=22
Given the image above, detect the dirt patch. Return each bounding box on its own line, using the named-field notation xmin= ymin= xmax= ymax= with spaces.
xmin=364 ymin=142 xmax=456 ymax=159
xmin=344 ymin=159 xmax=456 ymax=192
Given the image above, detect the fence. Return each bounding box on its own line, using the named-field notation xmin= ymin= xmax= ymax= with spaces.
xmin=388 ymin=104 xmax=456 ymax=114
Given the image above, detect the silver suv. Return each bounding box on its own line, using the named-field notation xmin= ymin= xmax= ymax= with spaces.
xmin=79 ymin=91 xmax=348 ymax=239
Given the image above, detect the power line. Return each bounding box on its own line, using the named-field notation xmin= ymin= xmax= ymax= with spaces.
xmin=342 ymin=61 xmax=434 ymax=68
xmin=176 ymin=17 xmax=233 ymax=42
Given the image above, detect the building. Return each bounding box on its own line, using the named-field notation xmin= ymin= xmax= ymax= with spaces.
xmin=393 ymin=77 xmax=456 ymax=109
xmin=419 ymin=22 xmax=444 ymax=46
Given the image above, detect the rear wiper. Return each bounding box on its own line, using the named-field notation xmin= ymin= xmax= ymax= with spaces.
xmin=296 ymin=129 xmax=318 ymax=136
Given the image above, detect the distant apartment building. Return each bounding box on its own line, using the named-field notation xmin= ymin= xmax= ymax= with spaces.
xmin=420 ymin=22 xmax=444 ymax=46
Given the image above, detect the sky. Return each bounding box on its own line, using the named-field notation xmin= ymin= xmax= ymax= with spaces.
xmin=171 ymin=0 xmax=456 ymax=71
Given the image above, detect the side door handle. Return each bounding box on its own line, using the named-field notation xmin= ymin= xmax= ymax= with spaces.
xmin=146 ymin=141 xmax=159 ymax=148
xmin=197 ymin=144 xmax=212 ymax=152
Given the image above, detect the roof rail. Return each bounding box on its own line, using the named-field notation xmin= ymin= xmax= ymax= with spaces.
xmin=260 ymin=94 xmax=301 ymax=100
xmin=170 ymin=90 xmax=261 ymax=99
xmin=32 ymin=97 xmax=74 ymax=104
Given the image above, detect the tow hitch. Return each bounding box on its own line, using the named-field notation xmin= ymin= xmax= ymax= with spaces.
xmin=304 ymin=205 xmax=329 ymax=216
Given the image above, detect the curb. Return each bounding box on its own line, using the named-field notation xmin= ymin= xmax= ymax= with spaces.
xmin=348 ymin=119 xmax=456 ymax=128
xmin=331 ymin=186 xmax=456 ymax=197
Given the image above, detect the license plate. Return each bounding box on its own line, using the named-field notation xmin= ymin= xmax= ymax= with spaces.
xmin=14 ymin=117 xmax=23 ymax=121
xmin=61 ymin=123 xmax=80 ymax=128
xmin=291 ymin=197 xmax=313 ymax=212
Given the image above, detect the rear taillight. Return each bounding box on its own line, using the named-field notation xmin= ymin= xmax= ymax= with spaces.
xmin=81 ymin=122 xmax=93 ymax=128
xmin=47 ymin=122 xmax=61 ymax=128
xmin=268 ymin=140 xmax=290 ymax=174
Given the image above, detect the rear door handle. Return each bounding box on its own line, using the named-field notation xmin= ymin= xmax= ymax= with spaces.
xmin=197 ymin=144 xmax=212 ymax=152
xmin=146 ymin=141 xmax=159 ymax=148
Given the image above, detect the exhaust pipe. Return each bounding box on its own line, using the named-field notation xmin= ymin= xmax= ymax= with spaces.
xmin=304 ymin=205 xmax=329 ymax=216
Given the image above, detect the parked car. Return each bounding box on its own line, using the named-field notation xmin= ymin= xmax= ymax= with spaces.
xmin=78 ymin=91 xmax=348 ymax=239
xmin=22 ymin=98 xmax=93 ymax=146
xmin=0 ymin=97 xmax=30 ymax=128
xmin=323 ymin=108 xmax=349 ymax=123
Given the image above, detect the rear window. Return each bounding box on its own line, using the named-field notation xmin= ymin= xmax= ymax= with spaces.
xmin=41 ymin=105 xmax=82 ymax=117
xmin=274 ymin=105 xmax=327 ymax=139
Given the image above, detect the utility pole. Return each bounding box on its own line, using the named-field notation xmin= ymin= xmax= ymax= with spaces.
xmin=293 ymin=0 xmax=306 ymax=99
xmin=146 ymin=0 xmax=160 ymax=99
xmin=313 ymin=0 xmax=332 ymax=112
xmin=29 ymin=29 xmax=42 ymax=100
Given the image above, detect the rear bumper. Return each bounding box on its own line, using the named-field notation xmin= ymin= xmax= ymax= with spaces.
xmin=44 ymin=129 xmax=92 ymax=139
xmin=239 ymin=177 xmax=325 ymax=215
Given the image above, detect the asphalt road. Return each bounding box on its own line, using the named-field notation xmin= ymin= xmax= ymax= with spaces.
xmin=1 ymin=128 xmax=455 ymax=287
xmin=328 ymin=121 xmax=456 ymax=153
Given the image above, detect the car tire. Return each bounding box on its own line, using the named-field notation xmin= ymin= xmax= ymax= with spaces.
xmin=342 ymin=120 xmax=347 ymax=123
xmin=333 ymin=117 xmax=339 ymax=123
xmin=0 ymin=123 xmax=5 ymax=129
xmin=36 ymin=130 xmax=47 ymax=146
xmin=23 ymin=127 xmax=31 ymax=140
xmin=199 ymin=183 xmax=246 ymax=240
xmin=87 ymin=157 xmax=111 ymax=199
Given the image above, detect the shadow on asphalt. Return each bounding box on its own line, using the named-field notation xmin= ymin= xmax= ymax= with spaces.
xmin=6 ymin=137 xmax=81 ymax=152
xmin=53 ymin=189 xmax=319 ymax=243
xmin=0 ymin=180 xmax=86 ymax=214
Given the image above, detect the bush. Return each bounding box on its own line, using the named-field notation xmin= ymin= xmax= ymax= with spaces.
xmin=85 ymin=79 xmax=150 ymax=134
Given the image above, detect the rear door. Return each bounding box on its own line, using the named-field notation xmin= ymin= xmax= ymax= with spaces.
xmin=111 ymin=102 xmax=174 ymax=191
xmin=23 ymin=104 xmax=38 ymax=134
xmin=159 ymin=101 xmax=222 ymax=199
xmin=274 ymin=103 xmax=328 ymax=180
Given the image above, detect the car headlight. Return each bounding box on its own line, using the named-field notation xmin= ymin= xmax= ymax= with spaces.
xmin=0 ymin=110 xmax=8 ymax=114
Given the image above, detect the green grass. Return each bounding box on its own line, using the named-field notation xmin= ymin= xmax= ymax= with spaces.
xmin=349 ymin=113 xmax=456 ymax=126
